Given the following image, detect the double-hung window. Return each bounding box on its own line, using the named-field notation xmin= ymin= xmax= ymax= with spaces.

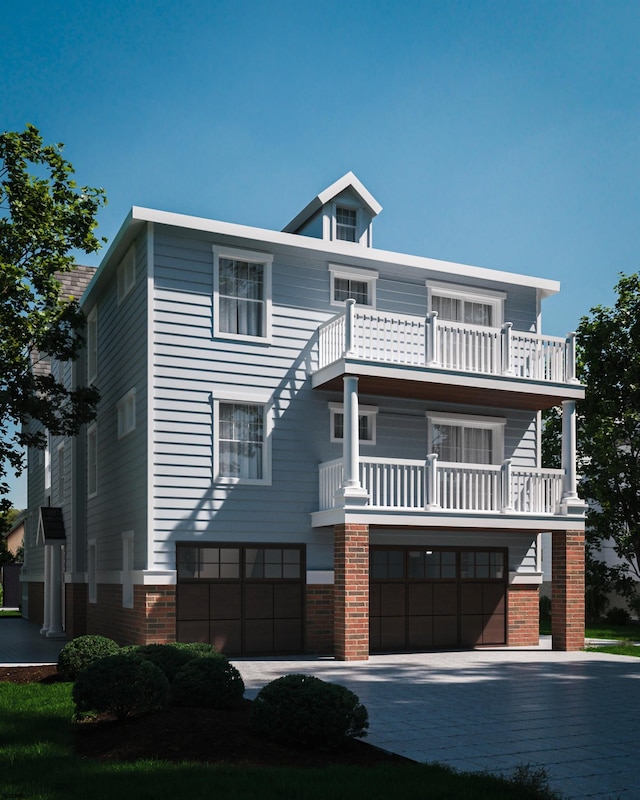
xmin=335 ymin=206 xmax=357 ymax=242
xmin=428 ymin=283 xmax=505 ymax=328
xmin=329 ymin=264 xmax=377 ymax=308
xmin=428 ymin=413 xmax=505 ymax=465
xmin=214 ymin=247 xmax=272 ymax=341
xmin=213 ymin=389 xmax=272 ymax=484
xmin=329 ymin=402 xmax=378 ymax=445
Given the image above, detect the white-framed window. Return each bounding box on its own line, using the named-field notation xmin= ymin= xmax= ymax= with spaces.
xmin=335 ymin=205 xmax=358 ymax=242
xmin=427 ymin=282 xmax=505 ymax=328
xmin=329 ymin=264 xmax=378 ymax=308
xmin=122 ymin=531 xmax=134 ymax=609
xmin=427 ymin=412 xmax=505 ymax=465
xmin=88 ymin=539 xmax=97 ymax=604
xmin=329 ymin=402 xmax=378 ymax=445
xmin=117 ymin=388 xmax=136 ymax=439
xmin=87 ymin=423 xmax=98 ymax=497
xmin=213 ymin=247 xmax=273 ymax=341
xmin=213 ymin=388 xmax=272 ymax=484
xmin=57 ymin=442 xmax=65 ymax=504
xmin=87 ymin=306 xmax=98 ymax=383
xmin=117 ymin=244 xmax=136 ymax=304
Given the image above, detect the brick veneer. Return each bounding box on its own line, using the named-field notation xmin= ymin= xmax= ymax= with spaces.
xmin=305 ymin=584 xmax=334 ymax=654
xmin=27 ymin=582 xmax=44 ymax=626
xmin=334 ymin=523 xmax=369 ymax=661
xmin=507 ymin=584 xmax=540 ymax=646
xmin=552 ymin=529 xmax=585 ymax=651
xmin=84 ymin=584 xmax=176 ymax=646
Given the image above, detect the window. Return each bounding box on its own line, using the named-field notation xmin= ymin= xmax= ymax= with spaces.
xmin=214 ymin=394 xmax=272 ymax=483
xmin=117 ymin=388 xmax=136 ymax=438
xmin=213 ymin=247 xmax=272 ymax=341
xmin=428 ymin=413 xmax=505 ymax=465
xmin=336 ymin=206 xmax=357 ymax=242
xmin=329 ymin=402 xmax=377 ymax=445
xmin=461 ymin=551 xmax=504 ymax=580
xmin=122 ymin=532 xmax=134 ymax=608
xmin=177 ymin=546 xmax=240 ymax=580
xmin=117 ymin=245 xmax=136 ymax=303
xmin=88 ymin=540 xmax=97 ymax=603
xmin=408 ymin=550 xmax=457 ymax=579
xmin=245 ymin=547 xmax=301 ymax=579
xmin=87 ymin=423 xmax=98 ymax=497
xmin=87 ymin=306 xmax=97 ymax=383
xmin=428 ymin=283 xmax=505 ymax=328
xmin=57 ymin=443 xmax=65 ymax=504
xmin=329 ymin=264 xmax=377 ymax=308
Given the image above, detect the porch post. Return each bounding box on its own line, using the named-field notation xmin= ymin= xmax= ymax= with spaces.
xmin=335 ymin=375 xmax=368 ymax=506
xmin=345 ymin=298 xmax=356 ymax=356
xmin=425 ymin=453 xmax=440 ymax=510
xmin=425 ymin=311 xmax=439 ymax=366
xmin=46 ymin=542 xmax=65 ymax=638
xmin=565 ymin=332 xmax=578 ymax=383
xmin=551 ymin=529 xmax=585 ymax=650
xmin=500 ymin=459 xmax=514 ymax=512
xmin=501 ymin=322 xmax=514 ymax=375
xmin=560 ymin=400 xmax=585 ymax=515
xmin=334 ymin=523 xmax=369 ymax=660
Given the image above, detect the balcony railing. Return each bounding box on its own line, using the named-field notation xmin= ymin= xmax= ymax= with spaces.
xmin=317 ymin=304 xmax=577 ymax=384
xmin=319 ymin=456 xmax=565 ymax=515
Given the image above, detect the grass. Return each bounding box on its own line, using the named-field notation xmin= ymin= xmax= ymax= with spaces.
xmin=539 ymin=619 xmax=640 ymax=641
xmin=584 ymin=643 xmax=640 ymax=657
xmin=0 ymin=608 xmax=21 ymax=617
xmin=0 ymin=682 xmax=564 ymax=800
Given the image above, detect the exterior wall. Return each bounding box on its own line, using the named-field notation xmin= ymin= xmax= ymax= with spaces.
xmin=305 ymin=584 xmax=334 ymax=654
xmin=85 ymin=584 xmax=176 ymax=646
xmin=507 ymin=584 xmax=540 ymax=646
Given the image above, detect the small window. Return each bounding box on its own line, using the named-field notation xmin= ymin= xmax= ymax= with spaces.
xmin=117 ymin=245 xmax=136 ymax=304
xmin=117 ymin=388 xmax=136 ymax=439
xmin=460 ymin=551 xmax=504 ymax=580
xmin=370 ymin=549 xmax=404 ymax=580
xmin=213 ymin=247 xmax=273 ymax=341
xmin=336 ymin=206 xmax=357 ymax=242
xmin=408 ymin=550 xmax=456 ymax=579
xmin=88 ymin=540 xmax=97 ymax=603
xmin=428 ymin=283 xmax=505 ymax=328
xmin=122 ymin=532 xmax=134 ymax=608
xmin=329 ymin=264 xmax=377 ymax=308
xmin=329 ymin=403 xmax=377 ymax=445
xmin=245 ymin=548 xmax=301 ymax=580
xmin=87 ymin=423 xmax=98 ymax=497
xmin=87 ymin=306 xmax=97 ymax=383
xmin=428 ymin=413 xmax=505 ymax=466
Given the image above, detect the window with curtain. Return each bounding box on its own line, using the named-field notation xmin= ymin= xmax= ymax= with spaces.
xmin=219 ymin=402 xmax=264 ymax=480
xmin=218 ymin=258 xmax=265 ymax=337
xmin=432 ymin=294 xmax=493 ymax=327
xmin=431 ymin=423 xmax=493 ymax=464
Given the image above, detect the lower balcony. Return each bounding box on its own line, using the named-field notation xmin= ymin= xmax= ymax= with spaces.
xmin=312 ymin=456 xmax=584 ymax=531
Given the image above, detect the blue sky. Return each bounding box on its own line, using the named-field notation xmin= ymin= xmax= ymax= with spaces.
xmin=3 ymin=0 xmax=638 ymax=508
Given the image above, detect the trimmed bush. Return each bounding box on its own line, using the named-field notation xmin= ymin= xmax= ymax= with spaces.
xmin=605 ymin=606 xmax=631 ymax=625
xmin=57 ymin=635 xmax=120 ymax=681
xmin=171 ymin=655 xmax=244 ymax=709
xmin=250 ymin=673 xmax=368 ymax=749
xmin=73 ymin=653 xmax=170 ymax=719
xmin=121 ymin=642 xmax=219 ymax=682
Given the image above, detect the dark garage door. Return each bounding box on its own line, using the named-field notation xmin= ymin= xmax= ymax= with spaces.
xmin=370 ymin=547 xmax=507 ymax=652
xmin=176 ymin=544 xmax=304 ymax=656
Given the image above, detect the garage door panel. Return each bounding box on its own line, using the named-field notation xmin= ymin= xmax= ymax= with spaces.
xmin=433 ymin=616 xmax=458 ymax=648
xmin=274 ymin=618 xmax=303 ymax=651
xmin=209 ymin=584 xmax=241 ymax=619
xmin=380 ymin=584 xmax=405 ymax=616
xmin=380 ymin=617 xmax=405 ymax=650
xmin=245 ymin=584 xmax=274 ymax=619
xmin=408 ymin=584 xmax=432 ymax=615
xmin=461 ymin=583 xmax=483 ymax=614
xmin=274 ymin=583 xmax=302 ymax=618
xmin=245 ymin=619 xmax=274 ymax=653
xmin=408 ymin=616 xmax=433 ymax=648
xmin=176 ymin=619 xmax=209 ymax=643
xmin=433 ymin=584 xmax=457 ymax=615
xmin=370 ymin=583 xmax=381 ymax=617
xmin=210 ymin=620 xmax=242 ymax=654
xmin=177 ymin=584 xmax=209 ymax=620
xmin=483 ymin=583 xmax=505 ymax=614
xmin=481 ymin=613 xmax=506 ymax=644
xmin=369 ymin=616 xmax=381 ymax=651
xmin=460 ymin=614 xmax=484 ymax=647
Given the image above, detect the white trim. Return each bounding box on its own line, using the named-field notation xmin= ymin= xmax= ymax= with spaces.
xmin=116 ymin=388 xmax=137 ymax=439
xmin=329 ymin=402 xmax=378 ymax=445
xmin=213 ymin=245 xmax=273 ymax=343
xmin=427 ymin=411 xmax=506 ymax=466
xmin=87 ymin=423 xmax=98 ymax=498
xmin=212 ymin=390 xmax=273 ymax=486
xmin=116 ymin=243 xmax=136 ymax=304
xmin=509 ymin=571 xmax=544 ymax=585
xmin=329 ymin=263 xmax=378 ymax=308
xmin=122 ymin=531 xmax=134 ymax=608
xmin=147 ymin=222 xmax=155 ymax=571
xmin=306 ymin=570 xmax=335 ymax=585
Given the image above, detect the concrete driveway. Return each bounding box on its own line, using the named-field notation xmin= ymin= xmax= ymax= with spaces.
xmin=2 ymin=618 xmax=639 ymax=799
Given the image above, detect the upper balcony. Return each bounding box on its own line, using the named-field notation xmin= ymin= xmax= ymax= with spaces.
xmin=312 ymin=301 xmax=584 ymax=410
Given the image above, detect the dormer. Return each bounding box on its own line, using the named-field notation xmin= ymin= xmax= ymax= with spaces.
xmin=282 ymin=172 xmax=382 ymax=247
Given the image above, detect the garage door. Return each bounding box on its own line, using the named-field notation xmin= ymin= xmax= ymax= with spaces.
xmin=370 ymin=547 xmax=507 ymax=652
xmin=176 ymin=544 xmax=304 ymax=656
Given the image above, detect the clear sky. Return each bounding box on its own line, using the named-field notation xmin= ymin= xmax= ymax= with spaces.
xmin=3 ymin=0 xmax=638 ymax=508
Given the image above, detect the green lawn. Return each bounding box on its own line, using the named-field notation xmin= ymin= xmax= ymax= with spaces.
xmin=584 ymin=643 xmax=640 ymax=657
xmin=0 ymin=682 xmax=563 ymax=800
xmin=0 ymin=609 xmax=21 ymax=617
xmin=539 ymin=619 xmax=640 ymax=641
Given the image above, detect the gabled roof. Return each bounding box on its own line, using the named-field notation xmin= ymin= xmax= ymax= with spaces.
xmin=282 ymin=171 xmax=383 ymax=234
xmin=36 ymin=507 xmax=66 ymax=545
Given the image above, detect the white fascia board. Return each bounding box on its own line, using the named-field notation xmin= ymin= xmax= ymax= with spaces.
xmin=129 ymin=206 xmax=560 ymax=297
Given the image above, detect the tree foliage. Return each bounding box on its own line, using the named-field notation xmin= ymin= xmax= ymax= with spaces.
xmin=543 ymin=274 xmax=640 ymax=607
xmin=0 ymin=125 xmax=105 ymax=507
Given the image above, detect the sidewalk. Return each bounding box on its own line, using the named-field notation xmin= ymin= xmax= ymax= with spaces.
xmin=0 ymin=615 xmax=66 ymax=665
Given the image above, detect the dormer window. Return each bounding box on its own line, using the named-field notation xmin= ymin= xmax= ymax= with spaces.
xmin=336 ymin=206 xmax=357 ymax=242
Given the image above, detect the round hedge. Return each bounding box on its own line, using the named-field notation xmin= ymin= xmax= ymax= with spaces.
xmin=171 ymin=655 xmax=244 ymax=709
xmin=57 ymin=635 xmax=120 ymax=681
xmin=73 ymin=653 xmax=170 ymax=719
xmin=250 ymin=673 xmax=368 ymax=749
xmin=121 ymin=642 xmax=219 ymax=683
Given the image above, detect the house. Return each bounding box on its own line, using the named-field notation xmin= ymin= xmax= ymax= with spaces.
xmin=22 ymin=172 xmax=586 ymax=659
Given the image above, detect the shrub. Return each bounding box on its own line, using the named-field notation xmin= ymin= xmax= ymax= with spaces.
xmin=122 ymin=642 xmax=219 ymax=682
xmin=171 ymin=656 xmax=244 ymax=709
xmin=539 ymin=595 xmax=551 ymax=622
xmin=605 ymin=606 xmax=631 ymax=625
xmin=57 ymin=635 xmax=120 ymax=681
xmin=73 ymin=653 xmax=169 ymax=719
xmin=250 ymin=673 xmax=368 ymax=749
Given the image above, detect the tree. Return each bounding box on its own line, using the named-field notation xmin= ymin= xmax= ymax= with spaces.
xmin=0 ymin=125 xmax=105 ymax=509
xmin=543 ymin=274 xmax=640 ymax=615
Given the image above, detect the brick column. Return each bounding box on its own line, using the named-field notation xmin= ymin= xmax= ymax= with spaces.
xmin=334 ymin=523 xmax=369 ymax=661
xmin=507 ymin=584 xmax=540 ymax=646
xmin=551 ymin=529 xmax=585 ymax=650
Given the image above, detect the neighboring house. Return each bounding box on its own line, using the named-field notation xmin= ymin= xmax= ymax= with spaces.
xmin=22 ymin=172 xmax=586 ymax=659
xmin=4 ymin=509 xmax=26 ymax=557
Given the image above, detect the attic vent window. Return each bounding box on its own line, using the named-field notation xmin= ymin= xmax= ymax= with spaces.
xmin=336 ymin=207 xmax=357 ymax=242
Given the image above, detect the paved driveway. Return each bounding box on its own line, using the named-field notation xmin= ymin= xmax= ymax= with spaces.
xmin=2 ymin=618 xmax=639 ymax=799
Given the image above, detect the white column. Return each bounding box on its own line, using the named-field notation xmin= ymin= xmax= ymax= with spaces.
xmin=426 ymin=311 xmax=439 ymax=366
xmin=335 ymin=375 xmax=368 ymax=507
xmin=345 ymin=298 xmax=356 ymax=356
xmin=501 ymin=322 xmax=514 ymax=375
xmin=46 ymin=543 xmax=65 ymax=638
xmin=560 ymin=399 xmax=586 ymax=515
xmin=40 ymin=544 xmax=51 ymax=635
xmin=425 ymin=453 xmax=440 ymax=510
xmin=500 ymin=458 xmax=514 ymax=512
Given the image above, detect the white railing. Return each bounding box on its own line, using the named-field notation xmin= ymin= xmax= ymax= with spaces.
xmin=316 ymin=302 xmax=577 ymax=384
xmin=318 ymin=456 xmax=565 ymax=516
